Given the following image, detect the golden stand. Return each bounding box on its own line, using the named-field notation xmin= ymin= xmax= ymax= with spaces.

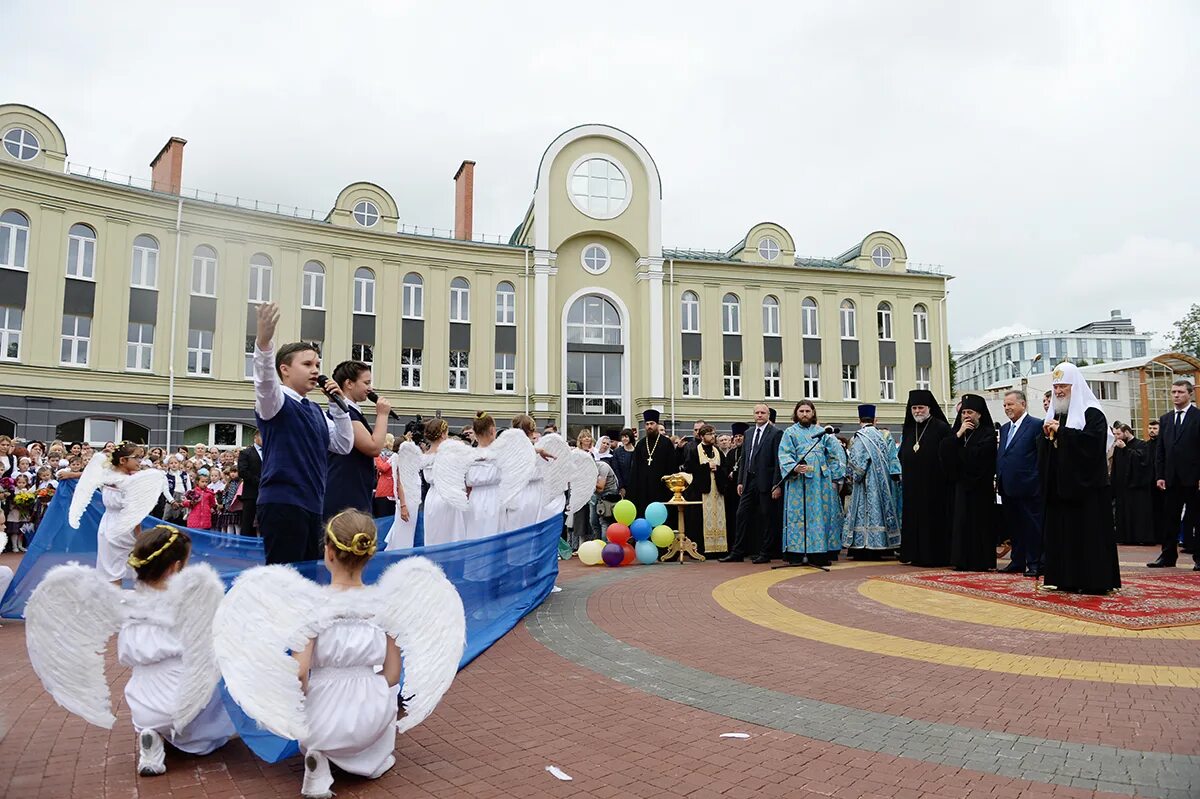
xmin=659 ymin=473 xmax=705 ymax=563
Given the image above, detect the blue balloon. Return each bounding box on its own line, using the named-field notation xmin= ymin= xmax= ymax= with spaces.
xmin=635 ymin=539 xmax=659 ymax=565
xmin=629 ymin=518 xmax=652 ymax=541
xmin=645 ymin=502 xmax=669 ymax=528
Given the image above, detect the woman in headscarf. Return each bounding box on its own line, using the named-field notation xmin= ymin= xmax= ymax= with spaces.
xmin=939 ymin=394 xmax=998 ymax=572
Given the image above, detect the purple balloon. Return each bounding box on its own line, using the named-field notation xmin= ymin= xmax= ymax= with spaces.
xmin=601 ymin=542 xmax=624 ymax=567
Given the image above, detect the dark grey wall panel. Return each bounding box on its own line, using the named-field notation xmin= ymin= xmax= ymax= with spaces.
xmin=127 ymin=288 xmax=157 ymax=325
xmin=62 ymin=278 xmax=95 ymax=315
xmin=722 ymin=334 xmax=742 ymax=361
xmin=245 ymin=305 xmax=257 ymax=336
xmin=402 ymin=319 xmax=424 ymax=348
xmin=681 ymin=333 xmax=702 ymax=360
xmin=566 ymin=343 xmax=622 ymax=354
xmin=0 ymin=269 xmax=28 ymax=309
xmin=841 ymin=339 xmax=860 ymax=365
xmin=878 ymin=340 xmax=896 ymax=367
xmin=353 ymin=314 xmax=376 ymax=346
xmin=763 ymin=337 xmax=782 ymax=362
xmin=189 ymin=295 xmax=217 ymax=330
xmin=301 ymin=309 xmax=325 ymax=342
xmin=802 ymin=338 xmax=822 ymax=364
xmin=448 ymin=322 xmax=470 ymax=351
xmin=495 ymin=325 xmax=516 ymax=354
xmin=915 ymin=342 xmax=933 ymax=368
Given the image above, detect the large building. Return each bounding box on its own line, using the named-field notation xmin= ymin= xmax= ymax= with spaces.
xmin=954 ymin=310 xmax=1154 ymax=394
xmin=0 ymin=103 xmax=951 ymax=447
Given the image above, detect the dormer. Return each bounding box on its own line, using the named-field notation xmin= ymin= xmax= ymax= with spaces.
xmin=728 ymin=222 xmax=795 ymax=265
xmin=834 ymin=231 xmax=907 ymax=273
xmin=0 ymin=103 xmax=68 ymax=172
xmin=326 ymin=182 xmax=399 ymax=231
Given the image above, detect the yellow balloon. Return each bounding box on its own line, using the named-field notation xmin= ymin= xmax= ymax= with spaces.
xmin=578 ymin=539 xmax=605 ymax=566
xmin=613 ymin=499 xmax=637 ymax=527
xmin=650 ymin=525 xmax=674 ymax=548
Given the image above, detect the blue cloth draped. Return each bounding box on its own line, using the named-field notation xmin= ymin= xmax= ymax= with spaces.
xmin=1 ymin=479 xmax=562 ymax=763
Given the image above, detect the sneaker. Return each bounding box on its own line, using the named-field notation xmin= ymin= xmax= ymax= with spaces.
xmin=301 ymin=751 xmax=334 ymax=799
xmin=137 ymin=730 xmax=166 ymax=776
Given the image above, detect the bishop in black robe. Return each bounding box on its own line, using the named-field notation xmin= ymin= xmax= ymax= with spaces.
xmin=940 ymin=394 xmax=998 ymax=571
xmin=898 ymin=389 xmax=955 ymax=567
xmin=724 ymin=423 xmax=747 ymax=549
xmin=627 ymin=409 xmax=676 ymax=515
xmin=1112 ymin=430 xmax=1157 ymax=545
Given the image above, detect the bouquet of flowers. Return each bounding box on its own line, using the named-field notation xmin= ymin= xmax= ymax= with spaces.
xmin=183 ymin=488 xmax=200 ymax=509
xmin=0 ymin=476 xmax=14 ymax=502
xmin=13 ymin=490 xmax=36 ymax=519
xmin=35 ymin=485 xmax=55 ymax=505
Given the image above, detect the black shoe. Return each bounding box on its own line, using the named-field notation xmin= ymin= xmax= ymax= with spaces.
xmin=1024 ymin=568 xmax=1041 ymax=578
xmin=998 ymin=562 xmax=1023 ymax=574
xmin=1147 ymin=557 xmax=1177 ymax=568
xmin=751 ymin=555 xmax=771 ymax=564
xmin=1193 ymin=564 xmax=1200 ymax=572
xmin=718 ymin=555 xmax=744 ymax=563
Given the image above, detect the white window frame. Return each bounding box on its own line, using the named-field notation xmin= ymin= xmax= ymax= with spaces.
xmin=494 ymin=352 xmax=516 ymax=393
xmin=764 ymin=361 xmax=781 ymax=399
xmin=880 ymin=364 xmax=895 ymax=401
xmin=801 ymin=298 xmax=819 ymax=338
xmin=126 ymin=322 xmax=154 ymax=372
xmin=354 ymin=268 xmax=376 ymax=315
xmin=723 ymin=360 xmax=742 ymax=399
xmin=762 ymin=296 xmax=780 ymax=337
xmin=581 ymin=243 xmax=611 ymax=275
xmin=61 ymin=314 xmax=91 ymax=366
xmin=495 ymin=282 xmax=516 ymax=326
xmin=187 ymin=329 xmax=214 ymax=377
xmin=842 ymin=364 xmax=859 ymax=400
xmin=192 ymin=247 xmax=218 ymax=297
xmin=722 ymin=294 xmax=741 ymax=335
xmin=567 ymin=154 xmax=632 ymax=219
xmin=0 ymin=210 xmax=30 ymax=271
xmin=449 ymin=278 xmax=470 ymax=323
xmin=915 ymin=366 xmax=931 ymax=391
xmin=566 ymin=296 xmax=622 ymax=345
xmin=400 ymin=348 xmax=422 ymax=389
xmin=0 ymin=306 xmax=22 ymax=361
xmin=248 ymin=255 xmax=272 ymax=303
xmin=803 ymin=363 xmax=820 ymax=398
xmin=352 ymin=343 xmax=373 ymax=367
xmin=130 ymin=236 xmax=159 ymax=289
xmin=66 ymin=225 xmax=96 ymax=280
xmin=402 ymin=274 xmax=424 ymax=319
xmin=877 ymin=303 xmax=893 ymax=341
xmin=2 ymin=127 xmax=40 ymax=161
xmin=566 ymin=352 xmax=623 ymax=416
xmin=840 ymin=300 xmax=857 ymax=339
xmin=680 ymin=291 xmax=700 ymax=333
xmin=758 ymin=236 xmax=780 ymax=261
xmin=302 ymin=262 xmax=326 ymax=310
xmin=352 ymin=200 xmax=380 ymax=228
xmin=682 ymin=359 xmax=700 ymax=397
xmin=243 ymin=336 xmax=255 ymax=380
xmin=913 ymin=304 xmax=929 ymax=342
xmin=871 ymin=245 xmax=893 ymax=268
xmin=83 ymin=417 xmax=122 ymax=446
xmin=448 ymin=350 xmax=469 ymax=392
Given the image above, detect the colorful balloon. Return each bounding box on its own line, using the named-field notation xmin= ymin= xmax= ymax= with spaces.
xmin=578 ymin=539 xmax=605 ymax=566
xmin=620 ymin=542 xmax=637 ymax=566
xmin=629 ymin=518 xmax=652 ymax=541
xmin=601 ymin=542 xmax=624 ymax=567
xmin=650 ymin=525 xmax=674 ymax=548
xmin=635 ymin=539 xmax=659 ymax=564
xmin=645 ymin=502 xmax=669 ymax=528
xmin=613 ymin=499 xmax=637 ymax=526
xmin=606 ymin=523 xmax=631 ymax=546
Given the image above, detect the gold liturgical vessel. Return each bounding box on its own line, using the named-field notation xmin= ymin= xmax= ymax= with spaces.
xmin=660 ymin=473 xmax=704 ymax=563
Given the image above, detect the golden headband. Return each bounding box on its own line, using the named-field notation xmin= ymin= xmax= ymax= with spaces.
xmin=127 ymin=529 xmax=181 ymax=569
xmin=325 ymin=513 xmax=377 ymax=557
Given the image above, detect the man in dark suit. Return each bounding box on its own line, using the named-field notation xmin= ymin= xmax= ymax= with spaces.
xmin=237 ymin=431 xmax=263 ymax=537
xmin=720 ymin=403 xmax=783 ymax=563
xmin=995 ymin=389 xmax=1043 ymax=576
xmin=1151 ymin=379 xmax=1200 ymax=569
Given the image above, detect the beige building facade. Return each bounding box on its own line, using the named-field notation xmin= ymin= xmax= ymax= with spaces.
xmin=0 ymin=105 xmax=950 ymax=446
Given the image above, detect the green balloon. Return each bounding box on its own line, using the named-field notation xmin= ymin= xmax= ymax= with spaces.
xmin=650 ymin=525 xmax=674 ymax=548
xmin=613 ymin=499 xmax=637 ymax=526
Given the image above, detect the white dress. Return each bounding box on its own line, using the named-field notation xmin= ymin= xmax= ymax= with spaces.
xmin=421 ymin=457 xmax=466 ymax=547
xmin=117 ymin=606 xmax=234 ymax=754
xmin=301 ymin=619 xmax=399 ymax=778
xmin=465 ymin=460 xmax=503 ymax=540
xmin=387 ymin=485 xmax=418 ymax=552
xmin=96 ymin=485 xmax=136 ymax=583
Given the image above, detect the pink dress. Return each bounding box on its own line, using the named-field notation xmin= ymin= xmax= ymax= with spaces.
xmin=186 ymin=488 xmax=217 ymax=530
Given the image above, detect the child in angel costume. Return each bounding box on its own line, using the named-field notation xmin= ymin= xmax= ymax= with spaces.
xmin=214 ymin=509 xmax=466 ymax=799
xmin=416 ymin=417 xmax=473 ymax=547
xmin=25 ymin=526 xmax=234 ymax=776
xmin=69 ymin=442 xmax=170 ymax=585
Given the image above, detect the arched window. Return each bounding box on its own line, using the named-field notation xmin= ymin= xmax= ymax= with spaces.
xmin=913 ymin=303 xmax=930 ymax=342
xmin=567 ymin=295 xmax=621 ymax=345
xmin=130 ymin=234 xmax=159 ymax=289
xmin=680 ymin=291 xmax=700 ymax=333
xmin=495 ymin=281 xmax=516 ymax=325
xmin=248 ymin=253 xmax=272 ymax=303
xmin=191 ymin=245 xmax=218 ymax=296
xmin=66 ymin=223 xmax=96 ymax=279
xmin=840 ymin=299 xmax=857 ymax=339
xmin=722 ymin=293 xmax=741 ymax=335
xmin=302 ymin=261 xmax=325 ymax=309
xmin=876 ymin=301 xmax=893 ymax=340
xmin=762 ymin=295 xmax=780 ymax=336
xmin=402 ymin=273 xmax=423 ymax=319
xmin=449 ymin=277 xmax=470 ymax=322
xmin=566 ymin=294 xmax=623 ymax=416
xmin=353 ymin=267 xmax=375 ymax=314
xmin=801 ymin=297 xmax=819 ymax=338
xmin=0 ymin=209 xmax=30 ymax=270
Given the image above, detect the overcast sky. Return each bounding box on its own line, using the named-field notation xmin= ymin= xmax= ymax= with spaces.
xmin=6 ymin=1 xmax=1197 ymax=351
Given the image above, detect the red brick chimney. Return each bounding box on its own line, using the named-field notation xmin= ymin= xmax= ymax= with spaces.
xmin=453 ymin=160 xmax=475 ymax=241
xmin=150 ymin=137 xmax=187 ymax=194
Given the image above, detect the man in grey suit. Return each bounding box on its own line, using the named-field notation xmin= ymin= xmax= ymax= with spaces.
xmin=996 ymin=389 xmax=1043 ymax=576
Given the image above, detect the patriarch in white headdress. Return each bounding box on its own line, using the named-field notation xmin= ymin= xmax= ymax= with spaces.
xmin=1044 ymin=362 xmax=1114 ymax=449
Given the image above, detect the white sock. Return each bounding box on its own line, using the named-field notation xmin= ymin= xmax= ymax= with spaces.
xmin=301 ymin=751 xmax=334 ymax=798
xmin=137 ymin=730 xmax=166 ymax=776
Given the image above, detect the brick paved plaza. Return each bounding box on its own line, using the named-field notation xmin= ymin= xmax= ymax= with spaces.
xmin=1 ymin=546 xmax=1197 ymax=798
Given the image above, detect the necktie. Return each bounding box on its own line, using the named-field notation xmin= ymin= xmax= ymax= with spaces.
xmin=1006 ymin=422 xmax=1017 ymax=449
xmin=1178 ymin=410 xmax=1185 ymax=437
xmin=750 ymin=427 xmax=762 ymax=463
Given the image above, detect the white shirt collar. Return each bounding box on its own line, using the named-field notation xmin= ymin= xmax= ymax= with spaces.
xmin=281 ymin=385 xmax=303 ymax=402
xmin=1010 ymin=412 xmax=1027 ymax=428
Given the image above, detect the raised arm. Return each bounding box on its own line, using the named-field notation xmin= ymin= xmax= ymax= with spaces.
xmin=253 ymin=303 xmax=284 ymax=421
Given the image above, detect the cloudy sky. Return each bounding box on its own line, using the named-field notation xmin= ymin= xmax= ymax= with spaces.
xmin=6 ymin=1 xmax=1197 ymax=350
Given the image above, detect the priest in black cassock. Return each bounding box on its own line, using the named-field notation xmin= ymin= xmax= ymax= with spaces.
xmin=626 ymin=409 xmax=676 ymax=514
xmin=724 ymin=422 xmax=747 ymax=548
xmin=1111 ymin=424 xmax=1157 ymax=545
xmin=898 ymin=389 xmax=955 ymax=567
xmin=1038 ymin=362 xmax=1121 ymax=594
xmin=940 ymin=394 xmax=998 ymax=571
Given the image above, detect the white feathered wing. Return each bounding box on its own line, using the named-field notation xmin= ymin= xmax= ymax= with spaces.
xmin=166 ymin=563 xmax=226 ymax=733
xmin=25 ymin=563 xmax=124 ymax=728
xmin=371 ymin=558 xmax=466 ymax=733
xmin=432 ymin=438 xmax=474 ymax=512
xmin=565 ymin=449 xmax=600 ymax=514
xmin=390 ymin=441 xmax=423 ymax=513
xmin=109 ymin=469 xmax=169 ymax=534
xmin=69 ymin=452 xmax=118 ymax=529
xmin=538 ymin=433 xmax=572 ymax=508
xmin=488 ymin=428 xmax=537 ymax=507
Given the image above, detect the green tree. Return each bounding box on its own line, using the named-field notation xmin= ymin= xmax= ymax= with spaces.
xmin=948 ymin=346 xmax=957 ymax=396
xmin=1167 ymin=303 xmax=1200 ymax=356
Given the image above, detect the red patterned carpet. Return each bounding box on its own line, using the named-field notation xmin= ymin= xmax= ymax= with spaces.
xmin=875 ymin=569 xmax=1200 ymax=629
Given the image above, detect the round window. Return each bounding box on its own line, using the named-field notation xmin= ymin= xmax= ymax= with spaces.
xmin=871 ymin=245 xmax=893 ymax=268
xmin=758 ymin=237 xmax=780 ymax=261
xmin=568 ymin=157 xmax=630 ymax=219
xmin=352 ymin=200 xmax=380 ymax=228
xmin=581 ymin=244 xmax=611 ymax=274
xmin=3 ymin=127 xmax=40 ymax=161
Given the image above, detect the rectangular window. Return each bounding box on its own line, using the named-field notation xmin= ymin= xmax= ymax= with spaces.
xmin=1112 ymin=339 xmax=1123 ymax=359
xmin=449 ymin=285 xmax=470 ymax=322
xmin=192 ymin=255 xmax=217 ymax=296
xmin=682 ymin=359 xmax=700 ymax=397
xmin=401 ymin=348 xmax=422 ymax=389
xmin=60 ymin=314 xmax=91 ymax=366
xmin=353 ymin=275 xmax=375 ymax=314
xmin=0 ymin=306 xmax=21 ymax=361
xmin=764 ymin=361 xmax=781 ymax=399
xmin=66 ymin=234 xmax=96 ymax=279
xmin=879 ymin=364 xmax=895 ymax=401
xmin=681 ymin=295 xmax=699 ymax=333
xmin=496 ymin=289 xmax=516 ymax=325
xmin=802 ymin=303 xmax=819 ymax=337
xmin=1096 ymin=339 xmax=1107 ymax=360
xmin=877 ymin=307 xmax=893 ymax=340
xmin=566 ymin=352 xmax=622 ymax=415
xmin=248 ymin=263 xmax=271 ymax=303
xmin=1088 ymin=380 xmax=1118 ymax=400
xmin=0 ymin=216 xmax=29 ymax=270
xmin=1132 ymin=339 xmax=1146 ymax=357
xmin=842 ymin=364 xmax=859 ymax=400
xmin=1078 ymin=338 xmax=1089 ymax=357
xmin=352 ymin=343 xmax=373 ymax=367
xmin=763 ymin=302 xmax=780 ymax=337
xmin=187 ymin=329 xmax=214 ymax=376
xmin=1055 ymin=338 xmax=1067 ymax=359
xmin=916 ymin=365 xmax=931 ymax=390
xmin=243 ymin=336 xmax=255 ymax=379
xmin=125 ymin=322 xmax=154 ymax=371
xmin=131 ymin=244 xmax=158 ymax=289
xmin=302 ymin=269 xmax=325 ymax=309
xmin=494 ymin=352 xmax=516 ymax=393
xmin=402 ymin=282 xmax=423 ymax=319
xmin=448 ymin=350 xmax=469 ymax=392
xmin=722 ymin=299 xmax=740 ymax=334
xmin=840 ymin=305 xmax=857 ymax=339
xmin=803 ymin=363 xmax=819 ymax=398
xmin=913 ymin=308 xmax=929 ymax=341
xmin=723 ymin=360 xmax=742 ymax=398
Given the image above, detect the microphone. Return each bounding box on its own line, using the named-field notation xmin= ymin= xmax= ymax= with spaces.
xmin=366 ymin=390 xmax=401 ymax=421
xmin=316 ymin=374 xmax=348 ymax=413
xmin=815 ymin=426 xmax=841 ymax=437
